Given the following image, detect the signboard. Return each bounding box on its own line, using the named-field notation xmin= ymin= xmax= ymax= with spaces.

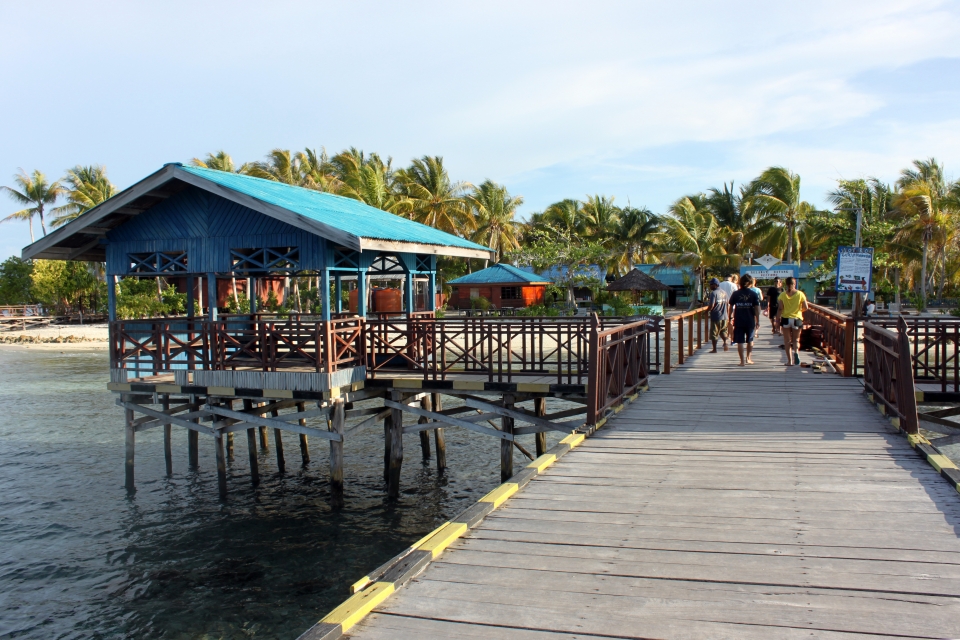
xmin=835 ymin=246 xmax=873 ymax=293
xmin=740 ymin=265 xmax=798 ymax=280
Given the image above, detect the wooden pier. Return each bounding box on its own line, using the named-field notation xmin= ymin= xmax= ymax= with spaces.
xmin=328 ymin=330 xmax=960 ymax=639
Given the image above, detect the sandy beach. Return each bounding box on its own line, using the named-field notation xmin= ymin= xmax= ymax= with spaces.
xmin=0 ymin=323 xmax=109 ymax=349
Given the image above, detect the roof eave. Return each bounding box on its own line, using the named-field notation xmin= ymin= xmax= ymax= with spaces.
xmin=360 ymin=238 xmax=493 ymax=260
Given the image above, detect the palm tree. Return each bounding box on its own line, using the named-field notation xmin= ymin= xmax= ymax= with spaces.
xmin=656 ymin=195 xmax=739 ymax=303
xmin=191 ymin=151 xmax=255 ymax=174
xmin=611 ymin=206 xmax=660 ymax=273
xmin=51 ymin=165 xmax=117 ymax=228
xmin=540 ymin=199 xmax=585 ymax=236
xmin=467 ymin=180 xmax=523 ymax=265
xmin=395 ymin=156 xmax=471 ymax=235
xmin=247 ymin=148 xmax=335 ymax=191
xmin=580 ymin=195 xmax=620 ymax=245
xmin=2 ymin=169 xmax=64 ymax=242
xmin=745 ymin=166 xmax=812 ymax=263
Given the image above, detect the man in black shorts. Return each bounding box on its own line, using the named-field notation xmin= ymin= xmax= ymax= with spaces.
xmin=766 ymin=277 xmax=783 ymax=335
xmin=728 ymin=274 xmax=761 ymax=366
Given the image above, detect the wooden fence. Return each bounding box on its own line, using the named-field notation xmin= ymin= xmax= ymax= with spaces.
xmin=587 ymin=315 xmax=651 ymax=424
xmin=662 ymin=307 xmax=708 ymax=374
xmin=862 ymin=318 xmax=919 ymax=433
xmin=804 ymin=303 xmax=855 ymax=376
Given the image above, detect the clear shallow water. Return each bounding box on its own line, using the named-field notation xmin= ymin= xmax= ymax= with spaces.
xmin=0 ymin=348 xmax=563 ymax=639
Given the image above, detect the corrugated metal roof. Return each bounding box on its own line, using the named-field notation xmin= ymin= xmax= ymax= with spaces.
xmin=449 ymin=263 xmax=552 ymax=285
xmin=179 ymin=165 xmax=490 ymax=253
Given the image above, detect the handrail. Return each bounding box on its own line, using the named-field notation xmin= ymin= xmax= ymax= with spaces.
xmin=662 ymin=306 xmax=708 ymax=374
xmin=804 ymin=303 xmax=855 ymax=376
xmin=862 ymin=318 xmax=919 ymax=433
xmin=587 ymin=314 xmax=652 ymax=425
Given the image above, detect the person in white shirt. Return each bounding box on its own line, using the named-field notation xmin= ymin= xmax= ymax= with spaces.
xmin=717 ymin=275 xmax=738 ymax=299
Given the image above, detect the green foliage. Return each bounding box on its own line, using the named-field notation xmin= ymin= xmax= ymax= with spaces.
xmin=32 ymin=260 xmax=103 ymax=314
xmin=0 ymin=257 xmax=35 ymax=305
xmin=517 ymin=304 xmax=561 ymax=317
xmin=470 ymin=295 xmax=493 ymax=311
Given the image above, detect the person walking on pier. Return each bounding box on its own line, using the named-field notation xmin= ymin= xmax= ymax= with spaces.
xmin=766 ymin=277 xmax=783 ymax=335
xmin=707 ymin=277 xmax=729 ymax=353
xmin=729 ymin=274 xmax=761 ymax=366
xmin=718 ymin=274 xmax=738 ymax=299
xmin=778 ymin=276 xmax=808 ymax=366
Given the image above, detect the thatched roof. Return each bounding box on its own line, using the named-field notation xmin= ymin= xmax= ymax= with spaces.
xmin=607 ymin=269 xmax=671 ymax=292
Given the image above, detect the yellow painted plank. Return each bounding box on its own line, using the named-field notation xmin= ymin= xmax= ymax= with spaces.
xmin=155 ymin=384 xmax=181 ymax=393
xmin=327 ymin=387 xmax=341 ymax=399
xmin=876 ymin=403 xmax=886 ymax=415
xmin=351 ymin=380 xmax=365 ymax=391
xmin=321 ymin=581 xmax=395 ymax=631
xmin=107 ymin=383 xmax=131 ymax=392
xmin=527 ymin=453 xmax=556 ymax=473
xmin=517 ymin=383 xmax=550 ymax=393
xmin=393 ymin=379 xmax=423 ymax=389
xmin=560 ymin=433 xmax=585 ymax=448
xmin=479 ymin=482 xmax=519 ymax=508
xmin=415 ymin=522 xmax=468 ymax=558
xmin=263 ymin=389 xmax=294 ymax=399
xmin=907 ymin=433 xmax=929 ymax=448
xmin=889 ymin=417 xmax=900 ymax=429
xmin=928 ymin=454 xmax=958 ymax=472
xmin=349 ymin=576 xmax=371 ymax=594
xmin=452 ymin=380 xmax=486 ymax=391
xmin=208 ymin=386 xmax=235 ymax=396
xmin=916 ymin=390 xmax=924 ymax=402
xmin=867 ymin=393 xmax=874 ymax=403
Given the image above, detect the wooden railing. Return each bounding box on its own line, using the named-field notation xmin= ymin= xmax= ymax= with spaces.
xmin=859 ymin=316 xmax=960 ymax=391
xmin=587 ymin=315 xmax=651 ymax=424
xmin=662 ymin=307 xmax=708 ymax=374
xmin=862 ymin=318 xmax=919 ymax=433
xmin=804 ymin=303 xmax=854 ymax=376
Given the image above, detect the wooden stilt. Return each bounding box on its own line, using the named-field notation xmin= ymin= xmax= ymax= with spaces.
xmin=226 ymin=432 xmax=234 ymax=461
xmin=188 ymin=426 xmax=199 ymax=468
xmin=535 ymin=397 xmax=547 ymax=457
xmin=271 ymin=408 xmax=285 ymax=473
xmin=418 ymin=395 xmax=432 ymax=460
xmin=296 ymin=402 xmax=310 ymax=464
xmin=259 ymin=425 xmax=269 ymax=450
xmin=162 ymin=394 xmax=172 ymax=476
xmin=125 ymin=405 xmax=135 ymax=492
xmin=432 ymin=392 xmax=446 ymax=473
xmin=329 ymin=399 xmax=345 ymax=509
xmin=214 ymin=429 xmax=227 ymax=499
xmin=244 ymin=399 xmax=260 ymax=486
xmin=388 ymin=390 xmax=404 ymax=499
xmin=383 ymin=413 xmax=392 ymax=482
xmin=501 ymin=394 xmax=515 ymax=483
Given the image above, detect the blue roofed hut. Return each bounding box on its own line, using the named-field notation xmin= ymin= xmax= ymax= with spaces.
xmin=447 ymin=264 xmax=552 ymax=309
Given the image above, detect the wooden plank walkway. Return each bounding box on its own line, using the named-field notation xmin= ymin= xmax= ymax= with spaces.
xmin=347 ymin=331 xmax=960 ymax=639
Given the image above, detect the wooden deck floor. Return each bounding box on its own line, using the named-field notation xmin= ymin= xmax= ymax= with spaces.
xmin=347 ymin=331 xmax=960 ymax=639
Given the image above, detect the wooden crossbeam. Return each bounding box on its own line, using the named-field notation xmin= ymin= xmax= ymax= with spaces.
xmin=917 ymin=413 xmax=960 ymax=434
xmin=206 ymin=404 xmax=341 ymax=442
xmin=385 ymin=399 xmax=512 ymax=440
xmin=132 ymin=402 xmax=203 ymax=431
xmin=463 ymin=397 xmax=582 ymax=433
xmin=119 ymin=401 xmax=214 ymax=435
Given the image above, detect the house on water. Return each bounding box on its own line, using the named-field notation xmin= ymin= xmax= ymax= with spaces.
xmin=447 ymin=264 xmax=551 ymax=310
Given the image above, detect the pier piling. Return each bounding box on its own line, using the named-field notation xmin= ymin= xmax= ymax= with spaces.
xmin=188 ymin=428 xmax=199 ymax=468
xmin=271 ymin=408 xmax=285 ymax=473
xmin=534 ymin=397 xmax=547 ymax=457
xmin=432 ymin=393 xmax=446 ymax=473
xmin=329 ymin=399 xmax=345 ymax=509
xmin=162 ymin=394 xmax=172 ymax=476
xmin=296 ymin=402 xmax=310 ymax=465
xmin=388 ymin=391 xmax=404 ymax=498
xmin=500 ymin=394 xmax=515 ymax=482
xmin=124 ymin=405 xmax=135 ymax=492
xmin=418 ymin=395 xmax=432 ymax=460
xmin=213 ymin=427 xmax=227 ymax=499
xmin=244 ymin=400 xmax=260 ymax=486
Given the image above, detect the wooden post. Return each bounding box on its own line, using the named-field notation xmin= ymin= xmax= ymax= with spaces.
xmin=432 ymin=392 xmax=446 ymax=473
xmin=162 ymin=394 xmax=172 ymax=476
xmin=271 ymin=409 xmax=285 ymax=473
xmin=501 ymin=394 xmax=515 ymax=482
xmin=677 ymin=317 xmax=684 ymax=365
xmin=186 ymin=275 xmax=195 ymax=318
xmin=663 ymin=318 xmax=672 ymax=374
xmin=897 ymin=317 xmax=921 ymax=434
xmin=213 ymin=414 xmax=228 ymax=499
xmin=586 ymin=314 xmax=600 ymax=424
xmin=125 ymin=405 xmax=135 ymax=492
xmin=418 ymin=395 xmax=432 ymax=460
xmin=535 ymin=397 xmax=547 ymax=457
xmin=258 ymin=420 xmax=269 ymax=451
xmin=388 ymin=390 xmax=404 ymax=498
xmin=296 ymin=401 xmax=310 ymax=464
xmin=688 ymin=314 xmax=694 ymax=356
xmin=226 ymin=432 xmax=234 ymax=461
xmin=244 ymin=399 xmax=260 ymax=486
xmin=188 ymin=426 xmax=199 ymax=469
xmin=108 ymin=275 xmax=118 ymax=321
xmin=206 ymin=273 xmax=218 ymax=322
xmin=696 ymin=310 xmax=702 ymax=349
xmin=843 ymin=316 xmax=856 ymax=377
xmin=329 ymin=399 xmax=345 ymax=508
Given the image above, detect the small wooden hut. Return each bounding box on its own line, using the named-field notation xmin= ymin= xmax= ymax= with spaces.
xmin=448 ymin=264 xmax=551 ymax=309
xmin=607 ymin=268 xmax=671 ymax=305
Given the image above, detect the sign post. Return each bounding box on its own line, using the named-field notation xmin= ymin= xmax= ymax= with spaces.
xmin=836 ymin=246 xmax=873 ymax=315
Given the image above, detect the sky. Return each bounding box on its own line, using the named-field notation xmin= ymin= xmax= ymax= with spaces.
xmin=2 ymin=0 xmax=960 ymax=260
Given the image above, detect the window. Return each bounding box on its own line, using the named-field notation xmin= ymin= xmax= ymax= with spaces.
xmin=501 ymin=286 xmax=521 ymax=300
xmin=128 ymin=251 xmax=188 ymax=274
xmin=230 ymin=246 xmax=300 ymax=272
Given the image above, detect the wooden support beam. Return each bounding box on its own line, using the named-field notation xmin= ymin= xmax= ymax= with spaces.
xmin=383 ymin=412 xmax=392 ymax=483
xmin=119 ymin=401 xmax=213 ymax=435
xmin=388 ymin=391 xmax=404 ymax=499
xmin=345 ymin=408 xmax=392 ymax=435
xmin=211 ymin=410 xmax=228 ymax=499
xmin=386 ymin=400 xmax=512 ymax=440
xmin=244 ymin=400 xmax=260 ymax=487
xmin=296 ymin=402 xmax=309 ymax=465
xmin=463 ymin=397 xmax=582 ymax=434
xmin=535 ymin=397 xmax=547 ymax=457
xmin=189 ymin=427 xmax=199 ymax=468
xmin=419 ymin=395 xmax=432 ymax=460
xmin=162 ymin=394 xmax=172 ymax=476
xmin=433 ymin=393 xmax=446 ymax=474
xmin=125 ymin=406 xmax=135 ymax=493
xmin=271 ymin=408 xmax=285 ymax=474
xmin=206 ymin=405 xmax=341 ymax=441
xmin=329 ymin=399 xmax=345 ymax=509
xmin=501 ymin=394 xmax=515 ymax=483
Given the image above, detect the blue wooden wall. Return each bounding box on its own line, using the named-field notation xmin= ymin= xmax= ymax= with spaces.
xmin=104 ymin=187 xmax=325 ymax=276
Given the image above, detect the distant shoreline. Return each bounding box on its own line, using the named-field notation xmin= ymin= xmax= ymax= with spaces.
xmin=0 ymin=323 xmax=109 ymax=350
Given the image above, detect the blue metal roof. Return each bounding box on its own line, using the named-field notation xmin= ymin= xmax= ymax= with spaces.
xmin=449 ymin=263 xmax=552 ymax=285
xmin=634 ymin=264 xmax=694 ymax=287
xmin=178 ymin=165 xmax=490 ymax=253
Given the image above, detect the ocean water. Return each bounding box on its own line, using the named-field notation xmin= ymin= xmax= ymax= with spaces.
xmin=0 ymin=347 xmax=561 ymax=639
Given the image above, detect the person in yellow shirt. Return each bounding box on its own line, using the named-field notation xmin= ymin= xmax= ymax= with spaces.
xmin=777 ymin=276 xmax=808 ymax=366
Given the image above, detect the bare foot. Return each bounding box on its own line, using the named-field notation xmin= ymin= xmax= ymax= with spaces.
xmin=746 ymin=359 xmax=755 ymax=365
xmin=723 ymin=343 xmax=729 ymax=352
xmin=710 ymin=348 xmax=717 ymax=353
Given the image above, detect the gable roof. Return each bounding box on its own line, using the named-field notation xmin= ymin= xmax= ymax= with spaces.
xmin=22 ymin=163 xmax=493 ymax=261
xmin=449 ymin=263 xmax=552 ymax=285
xmin=607 ymin=269 xmax=671 ymax=292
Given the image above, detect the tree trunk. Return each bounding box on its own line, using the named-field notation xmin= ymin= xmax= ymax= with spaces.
xmin=921 ymin=237 xmax=928 ymax=308
xmin=38 ymin=208 xmax=47 ymax=237
xmin=894 ymin=267 xmax=901 ymax=307
xmin=785 ymin=221 xmax=793 ymax=263
xmin=28 ymin=218 xmax=34 ymax=243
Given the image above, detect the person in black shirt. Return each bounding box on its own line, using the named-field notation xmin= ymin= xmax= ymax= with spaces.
xmin=728 ymin=274 xmax=761 ymax=366
xmin=766 ymin=277 xmax=783 ymax=335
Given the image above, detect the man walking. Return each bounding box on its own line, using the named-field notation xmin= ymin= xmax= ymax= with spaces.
xmin=707 ymin=278 xmax=729 ymax=352
xmin=718 ymin=274 xmax=738 ymax=299
xmin=766 ymin=277 xmax=783 ymax=335
xmin=729 ymin=274 xmax=761 ymax=366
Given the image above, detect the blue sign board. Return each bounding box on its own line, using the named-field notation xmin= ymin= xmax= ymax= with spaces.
xmin=739 ymin=264 xmax=799 ymax=280
xmin=835 ymin=246 xmax=874 ymax=293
